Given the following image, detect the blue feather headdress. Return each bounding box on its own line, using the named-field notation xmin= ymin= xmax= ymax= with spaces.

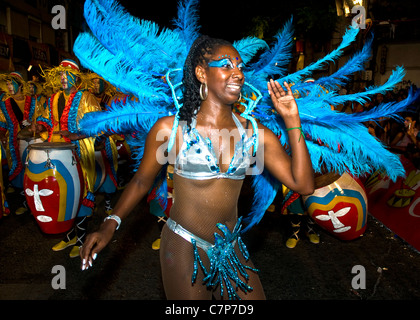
xmin=74 ymin=0 xmax=419 ymax=232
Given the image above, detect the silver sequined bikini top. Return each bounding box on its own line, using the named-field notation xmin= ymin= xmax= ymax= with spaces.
xmin=174 ymin=113 xmax=256 ymax=180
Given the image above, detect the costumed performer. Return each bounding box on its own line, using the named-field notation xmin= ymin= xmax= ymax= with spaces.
xmin=27 ymin=78 xmax=48 ymax=118
xmin=0 ymin=71 xmax=40 ymax=215
xmin=281 ymin=186 xmax=319 ymax=248
xmin=31 ymin=59 xmax=102 ymax=258
xmin=80 ymin=35 xmax=314 ymax=300
xmin=0 ymin=75 xmax=8 ymax=217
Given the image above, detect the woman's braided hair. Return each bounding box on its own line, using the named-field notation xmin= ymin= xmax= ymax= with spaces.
xmin=179 ymin=35 xmax=232 ymax=128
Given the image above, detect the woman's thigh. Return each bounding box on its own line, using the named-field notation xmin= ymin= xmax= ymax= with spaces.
xmin=159 ymin=225 xmax=265 ymax=300
xmin=160 ymin=225 xmax=212 ymax=300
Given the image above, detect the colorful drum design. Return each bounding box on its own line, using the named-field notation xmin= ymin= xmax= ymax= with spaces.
xmin=302 ymin=172 xmax=368 ymax=240
xmin=24 ymin=142 xmax=84 ymax=234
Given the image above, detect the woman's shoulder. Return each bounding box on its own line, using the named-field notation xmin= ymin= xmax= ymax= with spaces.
xmin=147 ymin=115 xmax=178 ymax=140
xmin=152 ymin=115 xmax=176 ymax=130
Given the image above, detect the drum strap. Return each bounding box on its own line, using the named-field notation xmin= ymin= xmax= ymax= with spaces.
xmin=57 ymin=93 xmax=66 ymax=120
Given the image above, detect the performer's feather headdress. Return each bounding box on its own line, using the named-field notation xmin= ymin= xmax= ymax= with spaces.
xmin=73 ymin=0 xmax=420 ymax=231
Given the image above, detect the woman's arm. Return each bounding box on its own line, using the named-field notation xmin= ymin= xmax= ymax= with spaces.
xmin=262 ymin=80 xmax=314 ymax=195
xmin=79 ymin=116 xmax=173 ymax=269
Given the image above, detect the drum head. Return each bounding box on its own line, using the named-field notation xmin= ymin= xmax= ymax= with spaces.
xmin=314 ymin=172 xmax=341 ymax=189
xmin=28 ymin=142 xmax=77 ymax=150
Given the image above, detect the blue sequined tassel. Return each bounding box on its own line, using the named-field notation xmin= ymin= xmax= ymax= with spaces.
xmin=191 ymin=217 xmax=259 ymax=300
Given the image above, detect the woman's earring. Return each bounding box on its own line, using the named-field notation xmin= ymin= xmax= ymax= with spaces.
xmin=200 ymin=82 xmax=208 ymax=100
xmin=237 ymin=92 xmax=242 ymax=102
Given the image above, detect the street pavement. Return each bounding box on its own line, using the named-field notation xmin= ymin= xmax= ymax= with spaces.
xmin=1 ymin=181 xmax=420 ymax=305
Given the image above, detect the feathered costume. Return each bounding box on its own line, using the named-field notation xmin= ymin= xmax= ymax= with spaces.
xmin=74 ymin=0 xmax=418 ymax=234
xmin=36 ymin=61 xmax=102 ymax=217
xmin=0 ymin=71 xmax=43 ymax=216
xmin=0 ymin=72 xmax=41 ymax=186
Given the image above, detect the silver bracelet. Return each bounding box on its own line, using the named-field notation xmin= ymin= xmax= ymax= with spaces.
xmin=104 ymin=215 xmax=121 ymax=230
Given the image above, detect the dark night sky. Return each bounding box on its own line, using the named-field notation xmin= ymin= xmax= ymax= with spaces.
xmin=101 ymin=0 xmax=420 ymax=43
xmin=117 ymin=0 xmax=304 ymax=41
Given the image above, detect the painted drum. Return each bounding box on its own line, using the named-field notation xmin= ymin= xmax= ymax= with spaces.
xmin=93 ymin=148 xmax=116 ymax=194
xmin=24 ymin=142 xmax=84 ymax=234
xmin=302 ymin=172 xmax=368 ymax=240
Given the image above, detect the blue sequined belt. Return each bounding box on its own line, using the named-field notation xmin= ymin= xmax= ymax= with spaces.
xmin=166 ymin=217 xmax=258 ymax=300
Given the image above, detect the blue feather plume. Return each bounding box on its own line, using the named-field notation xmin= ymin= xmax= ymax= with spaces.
xmin=173 ymin=0 xmax=201 ymax=50
xmin=324 ymin=66 xmax=406 ymax=107
xmin=278 ymin=26 xmax=359 ymax=85
xmin=250 ymin=17 xmax=294 ymax=78
xmin=233 ymin=37 xmax=269 ymax=65
xmin=84 ymin=0 xmax=183 ymax=69
xmin=78 ymin=98 xmax=171 ymax=137
xmin=73 ymin=32 xmax=171 ymax=102
xmin=242 ymin=170 xmax=280 ymax=233
xmin=292 ymin=34 xmax=373 ymax=93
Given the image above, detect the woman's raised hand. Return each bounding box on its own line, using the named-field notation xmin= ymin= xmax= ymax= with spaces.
xmin=267 ymin=79 xmax=299 ymax=119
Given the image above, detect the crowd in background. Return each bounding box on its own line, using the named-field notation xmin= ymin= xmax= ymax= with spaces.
xmin=340 ymin=84 xmax=420 ymax=169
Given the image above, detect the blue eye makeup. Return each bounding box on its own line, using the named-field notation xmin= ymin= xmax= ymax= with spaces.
xmin=208 ymin=58 xmax=233 ymax=68
xmin=208 ymin=58 xmax=245 ymax=71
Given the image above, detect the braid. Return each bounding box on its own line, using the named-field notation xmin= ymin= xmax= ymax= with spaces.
xmin=179 ymin=35 xmax=232 ymax=128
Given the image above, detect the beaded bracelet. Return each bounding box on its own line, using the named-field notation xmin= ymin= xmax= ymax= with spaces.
xmin=104 ymin=215 xmax=121 ymax=230
xmin=286 ymin=126 xmax=305 ymax=142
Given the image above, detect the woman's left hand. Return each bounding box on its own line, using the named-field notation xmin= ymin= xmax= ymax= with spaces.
xmin=267 ymin=79 xmax=299 ymax=119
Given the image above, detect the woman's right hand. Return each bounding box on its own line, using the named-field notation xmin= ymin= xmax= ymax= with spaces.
xmin=78 ymin=116 xmax=171 ymax=270
xmin=79 ymin=220 xmax=117 ymax=270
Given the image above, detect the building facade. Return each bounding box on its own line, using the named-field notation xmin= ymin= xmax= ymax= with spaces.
xmin=0 ymin=0 xmax=83 ymax=79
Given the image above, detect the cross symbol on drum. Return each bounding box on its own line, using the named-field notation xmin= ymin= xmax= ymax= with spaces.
xmin=315 ymin=207 xmax=352 ymax=233
xmin=25 ymin=184 xmax=54 ymax=212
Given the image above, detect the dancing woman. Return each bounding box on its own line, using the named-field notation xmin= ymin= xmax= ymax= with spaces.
xmin=79 ymin=36 xmax=314 ymax=300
